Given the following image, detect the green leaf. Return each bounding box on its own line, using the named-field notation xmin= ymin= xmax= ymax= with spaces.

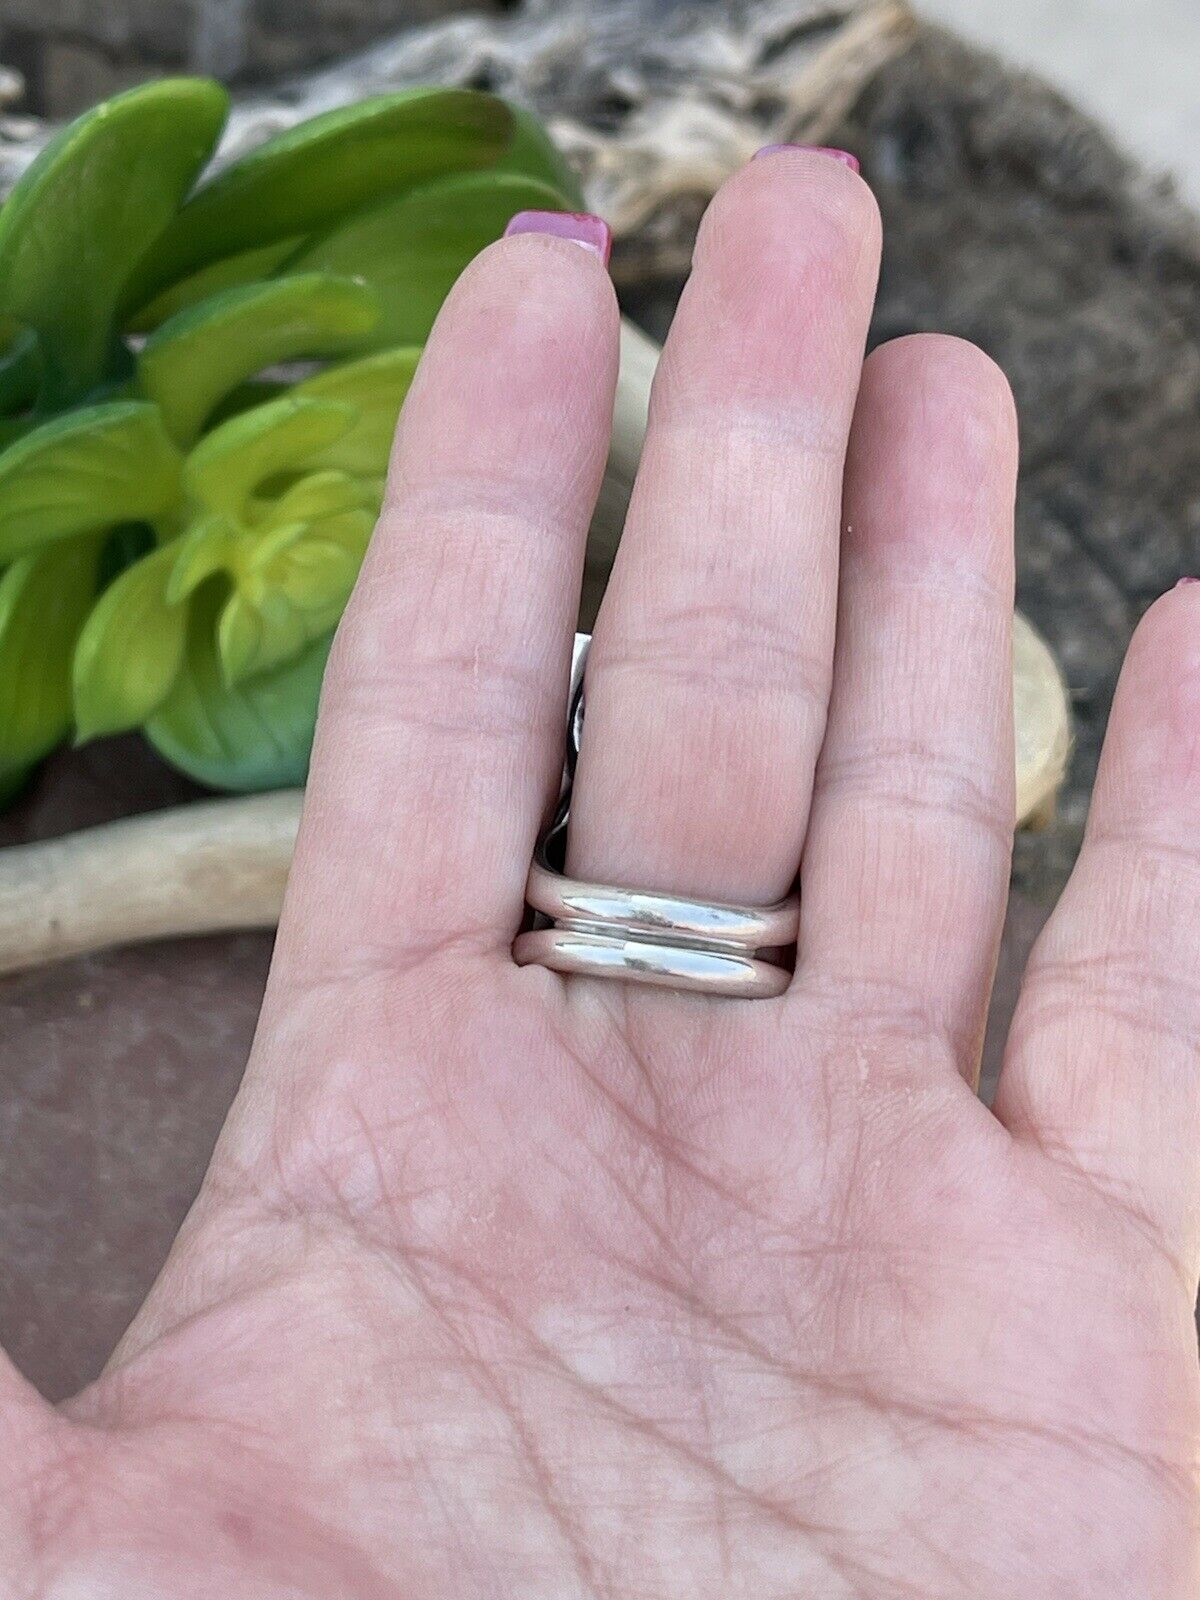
xmin=0 ymin=402 xmax=182 ymax=563
xmin=260 ymin=469 xmax=379 ymax=528
xmin=166 ymin=514 xmax=239 ymax=603
xmin=183 ymin=395 xmax=356 ymax=519
xmin=126 ymin=89 xmax=512 ymax=313
xmin=126 ymin=237 xmax=303 ymax=332
xmin=293 ymin=348 xmax=422 ymax=476
xmin=138 ymin=274 xmax=381 ymax=445
xmin=72 ymin=543 xmax=188 ymax=739
xmin=287 ymin=171 xmax=568 ymax=349
xmin=145 ymin=581 xmax=332 ymax=791
xmin=218 ymin=532 xmax=359 ymax=684
xmin=0 ymin=536 xmax=101 ymax=779
xmin=0 ymin=78 xmax=229 ymax=405
xmin=497 ymin=106 xmax=586 ymax=208
xmin=0 ymin=320 xmax=41 ymax=415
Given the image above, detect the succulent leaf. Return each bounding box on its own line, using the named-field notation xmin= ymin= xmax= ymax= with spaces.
xmin=293 ymin=348 xmax=422 ymax=476
xmin=0 ymin=321 xmax=42 ymax=415
xmin=126 ymin=89 xmax=512 ymax=313
xmin=146 ymin=582 xmax=332 ymax=791
xmin=72 ymin=543 xmax=188 ymax=739
xmin=126 ymin=237 xmax=303 ymax=332
xmin=0 ymin=80 xmax=585 ymax=802
xmin=183 ymin=395 xmax=357 ymax=520
xmin=138 ymin=274 xmax=381 ymax=445
xmin=0 ymin=78 xmax=229 ymax=405
xmin=496 ymin=106 xmax=587 ymax=208
xmin=258 ymin=469 xmax=379 ymax=528
xmin=0 ymin=536 xmax=102 ymax=784
xmin=218 ymin=534 xmax=359 ymax=685
xmin=0 ymin=402 xmax=182 ymax=563
xmin=305 ymin=507 xmax=376 ymax=561
xmin=288 ymin=171 xmax=568 ymax=350
xmin=166 ymin=514 xmax=240 ymax=603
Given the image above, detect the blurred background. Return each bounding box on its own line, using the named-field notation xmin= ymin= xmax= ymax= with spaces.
xmin=925 ymin=0 xmax=1200 ymax=205
xmin=2 ymin=0 xmax=1199 ymax=208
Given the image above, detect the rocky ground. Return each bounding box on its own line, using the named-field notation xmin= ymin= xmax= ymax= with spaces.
xmin=920 ymin=0 xmax=1200 ymax=208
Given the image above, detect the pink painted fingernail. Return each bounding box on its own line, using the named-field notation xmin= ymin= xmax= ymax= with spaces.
xmin=753 ymin=145 xmax=861 ymax=173
xmin=503 ymin=210 xmax=612 ymax=265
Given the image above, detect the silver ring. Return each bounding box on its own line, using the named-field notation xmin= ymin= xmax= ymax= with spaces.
xmin=513 ymin=634 xmax=799 ymax=1000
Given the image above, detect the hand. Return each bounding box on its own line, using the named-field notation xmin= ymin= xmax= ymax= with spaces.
xmin=4 ymin=150 xmax=1198 ymax=1599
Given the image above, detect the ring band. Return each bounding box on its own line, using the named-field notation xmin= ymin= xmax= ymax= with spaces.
xmin=513 ymin=634 xmax=799 ymax=1000
xmin=513 ymin=924 xmax=793 ymax=998
xmin=524 ymin=860 xmax=800 ymax=952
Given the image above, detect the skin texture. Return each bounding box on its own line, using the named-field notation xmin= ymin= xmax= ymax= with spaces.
xmin=3 ymin=150 xmax=1199 ymax=1598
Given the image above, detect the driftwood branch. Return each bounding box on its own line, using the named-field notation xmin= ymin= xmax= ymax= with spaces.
xmin=0 ymin=792 xmax=301 ymax=976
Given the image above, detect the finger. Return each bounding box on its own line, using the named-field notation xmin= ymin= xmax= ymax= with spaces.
xmin=567 ymin=149 xmax=881 ymax=904
xmin=0 ymin=1351 xmax=55 ymax=1533
xmin=275 ymin=219 xmax=619 ymax=976
xmin=996 ymin=584 xmax=1200 ymax=1272
xmin=794 ymin=336 xmax=1018 ymax=1079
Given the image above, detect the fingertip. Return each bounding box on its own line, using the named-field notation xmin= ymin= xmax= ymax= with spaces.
xmin=844 ymin=334 xmax=1017 ymax=577
xmin=392 ymin=222 xmax=621 ymax=505
xmin=1122 ymin=581 xmax=1200 ymax=689
xmin=698 ymin=139 xmax=882 ymax=289
xmin=430 ymin=217 xmax=619 ymax=357
xmin=859 ymin=335 xmax=1019 ymax=473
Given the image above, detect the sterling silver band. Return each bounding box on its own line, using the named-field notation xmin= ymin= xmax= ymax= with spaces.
xmin=513 ymin=924 xmax=793 ymax=998
xmin=512 ymin=634 xmax=799 ymax=1000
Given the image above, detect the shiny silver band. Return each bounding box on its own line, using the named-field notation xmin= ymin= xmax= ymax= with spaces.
xmin=513 ymin=634 xmax=799 ymax=1000
xmin=513 ymin=922 xmax=794 ymax=998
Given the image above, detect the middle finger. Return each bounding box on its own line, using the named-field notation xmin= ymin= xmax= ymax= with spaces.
xmin=567 ymin=149 xmax=881 ymax=906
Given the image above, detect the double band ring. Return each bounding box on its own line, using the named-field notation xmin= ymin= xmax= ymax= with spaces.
xmin=512 ymin=635 xmax=800 ymax=1000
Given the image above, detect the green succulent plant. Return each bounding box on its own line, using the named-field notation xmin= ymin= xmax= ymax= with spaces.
xmin=0 ymin=77 xmax=582 ymax=802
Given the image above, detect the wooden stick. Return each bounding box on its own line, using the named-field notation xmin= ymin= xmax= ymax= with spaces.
xmin=0 ymin=792 xmax=301 ymax=976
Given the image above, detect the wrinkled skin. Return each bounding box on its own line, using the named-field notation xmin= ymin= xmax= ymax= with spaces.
xmin=4 ymin=154 xmax=1199 ymax=1599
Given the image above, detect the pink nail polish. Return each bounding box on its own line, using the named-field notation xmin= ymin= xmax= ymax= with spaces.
xmin=503 ymin=210 xmax=612 ymax=265
xmin=753 ymin=145 xmax=861 ymax=173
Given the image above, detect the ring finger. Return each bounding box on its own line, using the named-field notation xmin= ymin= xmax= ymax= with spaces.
xmin=566 ymin=148 xmax=881 ymax=912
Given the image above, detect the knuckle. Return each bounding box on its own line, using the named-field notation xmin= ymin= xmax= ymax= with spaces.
xmin=814 ymin=738 xmax=1014 ymax=853
xmin=595 ymin=594 xmax=829 ymax=714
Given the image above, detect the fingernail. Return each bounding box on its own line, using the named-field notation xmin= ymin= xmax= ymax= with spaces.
xmin=753 ymin=144 xmax=861 ymax=173
xmin=752 ymin=145 xmax=864 ymax=173
xmin=503 ymin=210 xmax=612 ymax=265
xmin=1176 ymin=576 xmax=1200 ymax=588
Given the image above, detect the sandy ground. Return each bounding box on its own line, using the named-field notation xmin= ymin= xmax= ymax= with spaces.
xmin=918 ymin=0 xmax=1200 ymax=206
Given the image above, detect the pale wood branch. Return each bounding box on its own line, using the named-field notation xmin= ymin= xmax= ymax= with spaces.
xmin=0 ymin=792 xmax=301 ymax=976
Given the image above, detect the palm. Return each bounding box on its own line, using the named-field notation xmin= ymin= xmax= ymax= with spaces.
xmin=4 ymin=157 xmax=1199 ymax=1598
